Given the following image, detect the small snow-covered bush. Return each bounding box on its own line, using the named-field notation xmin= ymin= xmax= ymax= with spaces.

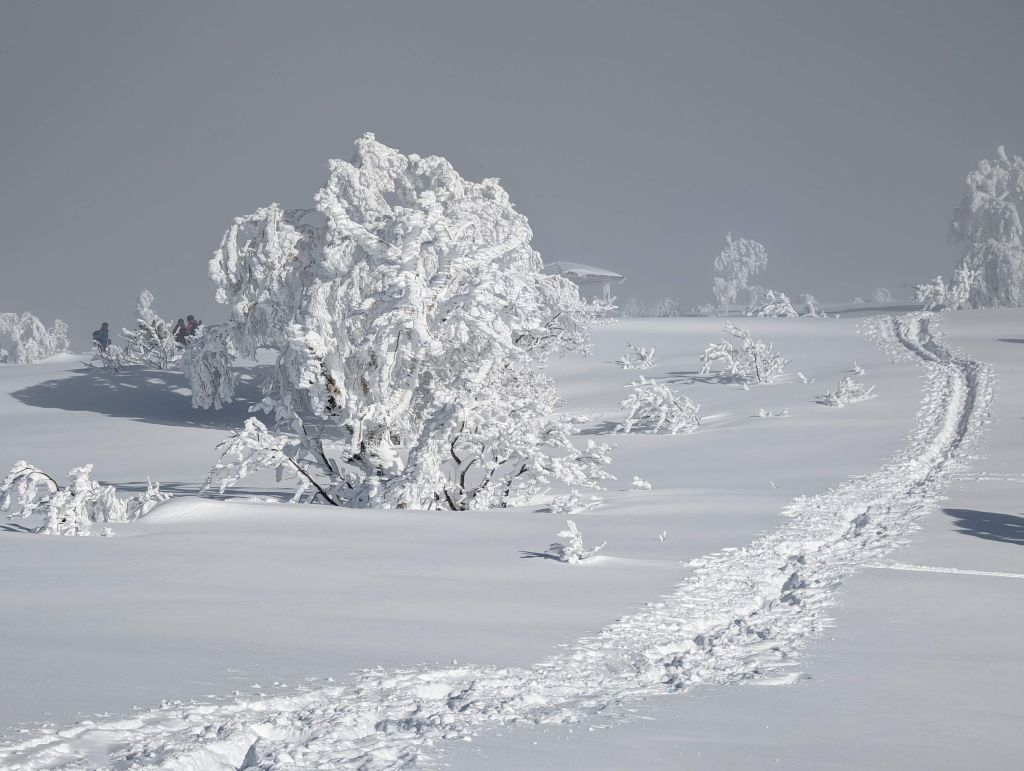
xmin=547 ymin=519 xmax=606 ymax=564
xmin=1 ymin=462 xmax=170 ymax=535
xmin=618 ymin=342 xmax=656 ymax=369
xmin=758 ymin=407 xmax=789 ymax=418
xmin=871 ymin=287 xmax=894 ymax=303
xmin=819 ymin=375 xmax=877 ymax=407
xmin=616 ymin=376 xmax=700 ymax=434
xmin=700 ymin=322 xmax=789 ymax=385
xmin=548 ymin=489 xmax=600 ymax=515
xmin=747 ymin=289 xmax=798 ymax=318
xmin=631 ymin=475 xmax=653 ymax=490
xmin=92 ymin=290 xmax=185 ymax=371
xmin=0 ymin=313 xmax=70 ymax=364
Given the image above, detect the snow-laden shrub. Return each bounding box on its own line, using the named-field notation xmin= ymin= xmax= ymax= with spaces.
xmin=818 ymin=375 xmax=877 ymax=407
xmin=713 ymin=234 xmax=767 ymax=314
xmin=0 ymin=313 xmax=70 ymax=364
xmin=871 ymin=287 xmax=894 ymax=303
xmin=1 ymin=462 xmax=170 ymax=535
xmin=758 ymin=407 xmax=789 ymax=418
xmin=618 ymin=342 xmax=656 ymax=370
xmin=630 ymin=475 xmax=653 ymax=490
xmin=547 ymin=519 xmax=606 ymax=564
xmin=616 ymin=376 xmax=700 ymax=434
xmin=621 ymin=298 xmax=646 ymax=318
xmin=951 ymin=146 xmax=1024 ymax=307
xmin=548 ymin=489 xmax=600 ymax=515
xmin=747 ymin=289 xmax=798 ymax=318
xmin=189 ymin=134 xmax=612 ymax=510
xmin=800 ymin=293 xmax=825 ymax=318
xmin=700 ymin=322 xmax=789 ymax=384
xmin=92 ymin=291 xmax=184 ymax=371
xmin=914 ymin=266 xmax=978 ymax=311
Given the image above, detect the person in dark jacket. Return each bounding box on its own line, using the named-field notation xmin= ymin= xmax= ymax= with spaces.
xmin=92 ymin=322 xmax=111 ymax=352
xmin=172 ymin=318 xmax=188 ymax=345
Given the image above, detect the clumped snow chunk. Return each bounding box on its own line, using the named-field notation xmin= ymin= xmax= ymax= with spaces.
xmin=1 ymin=462 xmax=170 ymax=535
xmin=547 ymin=519 xmax=606 ymax=564
xmin=819 ymin=375 xmax=877 ymax=407
xmin=616 ymin=376 xmax=701 ymax=435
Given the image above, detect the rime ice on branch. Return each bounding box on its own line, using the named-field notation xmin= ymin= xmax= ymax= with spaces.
xmin=189 ymin=134 xmax=612 ymax=510
xmin=0 ymin=313 xmax=70 ymax=364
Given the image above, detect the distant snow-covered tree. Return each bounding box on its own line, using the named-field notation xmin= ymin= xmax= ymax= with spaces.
xmin=0 ymin=313 xmax=70 ymax=364
xmin=618 ymin=342 xmax=656 ymax=370
xmin=700 ymin=321 xmax=788 ymax=384
xmin=713 ymin=234 xmax=768 ymax=314
xmin=951 ymin=146 xmax=1024 ymax=307
xmin=616 ymin=376 xmax=701 ymax=434
xmin=621 ymin=298 xmax=646 ymax=318
xmin=870 ymin=287 xmax=894 ymax=304
xmin=547 ymin=519 xmax=606 ymax=563
xmin=1 ymin=461 xmax=170 ymax=535
xmin=800 ymin=293 xmax=825 ymax=318
xmin=747 ymin=289 xmax=798 ymax=318
xmin=651 ymin=297 xmax=682 ymax=317
xmin=189 ymin=134 xmax=612 ymax=510
xmin=818 ymin=375 xmax=877 ymax=407
xmin=92 ymin=290 xmax=184 ymax=371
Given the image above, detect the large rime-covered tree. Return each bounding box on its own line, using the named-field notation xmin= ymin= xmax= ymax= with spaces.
xmin=951 ymin=146 xmax=1024 ymax=307
xmin=189 ymin=133 xmax=611 ymax=510
xmin=712 ymin=234 xmax=768 ymax=314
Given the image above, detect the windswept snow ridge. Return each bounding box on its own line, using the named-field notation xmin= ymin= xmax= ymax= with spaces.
xmin=0 ymin=313 xmax=993 ymax=770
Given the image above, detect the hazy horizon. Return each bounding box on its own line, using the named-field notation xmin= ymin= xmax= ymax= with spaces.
xmin=2 ymin=0 xmax=1023 ymax=344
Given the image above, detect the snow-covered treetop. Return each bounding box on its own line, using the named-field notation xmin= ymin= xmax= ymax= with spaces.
xmin=952 ymin=146 xmax=1024 ymax=246
xmin=714 ymin=234 xmax=768 ymax=288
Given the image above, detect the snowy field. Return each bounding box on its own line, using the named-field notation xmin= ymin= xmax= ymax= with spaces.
xmin=0 ymin=309 xmax=1021 ymax=769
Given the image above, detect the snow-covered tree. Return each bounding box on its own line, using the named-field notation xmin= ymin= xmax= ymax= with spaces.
xmin=0 ymin=313 xmax=70 ymax=364
xmin=747 ymin=289 xmax=798 ymax=318
xmin=700 ymin=322 xmax=788 ymax=384
xmin=818 ymin=375 xmax=876 ymax=407
xmin=92 ymin=290 xmax=184 ymax=371
xmin=1 ymin=461 xmax=170 ymax=535
xmin=651 ymin=297 xmax=682 ymax=317
xmin=951 ymin=146 xmax=1024 ymax=307
xmin=713 ymin=234 xmax=768 ymax=313
xmin=870 ymin=287 xmax=894 ymax=304
xmin=800 ymin=293 xmax=825 ymax=318
xmin=914 ymin=267 xmax=977 ymax=311
xmin=188 ymin=134 xmax=612 ymax=510
xmin=618 ymin=342 xmax=656 ymax=370
xmin=616 ymin=376 xmax=701 ymax=434
xmin=547 ymin=519 xmax=606 ymax=563
xmin=621 ymin=298 xmax=646 ymax=318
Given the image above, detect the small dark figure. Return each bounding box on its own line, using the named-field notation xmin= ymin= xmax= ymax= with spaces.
xmin=185 ymin=315 xmax=201 ymax=338
xmin=172 ymin=318 xmax=188 ymax=345
xmin=92 ymin=322 xmax=111 ymax=352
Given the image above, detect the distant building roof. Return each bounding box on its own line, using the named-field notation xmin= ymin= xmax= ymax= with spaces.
xmin=544 ymin=261 xmax=625 ymax=284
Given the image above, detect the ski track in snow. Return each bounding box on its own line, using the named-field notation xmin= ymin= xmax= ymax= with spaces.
xmin=0 ymin=312 xmax=994 ymax=771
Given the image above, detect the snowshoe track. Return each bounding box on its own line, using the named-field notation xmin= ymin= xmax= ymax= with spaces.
xmin=0 ymin=312 xmax=993 ymax=770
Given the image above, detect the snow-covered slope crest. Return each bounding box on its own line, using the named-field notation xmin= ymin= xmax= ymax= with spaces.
xmin=0 ymin=313 xmax=993 ymax=771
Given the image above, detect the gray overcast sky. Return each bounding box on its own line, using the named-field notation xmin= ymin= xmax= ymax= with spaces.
xmin=1 ymin=0 xmax=1022 ymax=343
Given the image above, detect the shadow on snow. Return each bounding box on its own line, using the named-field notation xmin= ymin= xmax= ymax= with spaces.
xmin=10 ymin=365 xmax=269 ymax=431
xmin=943 ymin=508 xmax=1024 ymax=547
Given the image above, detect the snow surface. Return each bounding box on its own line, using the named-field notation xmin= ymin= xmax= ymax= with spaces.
xmin=0 ymin=311 xmax=1020 ymax=768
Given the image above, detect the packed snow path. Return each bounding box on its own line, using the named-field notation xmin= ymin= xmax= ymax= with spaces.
xmin=0 ymin=313 xmax=994 ymax=770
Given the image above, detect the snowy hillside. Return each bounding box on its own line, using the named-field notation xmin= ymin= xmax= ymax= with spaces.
xmin=1 ymin=310 xmax=1020 ymax=769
